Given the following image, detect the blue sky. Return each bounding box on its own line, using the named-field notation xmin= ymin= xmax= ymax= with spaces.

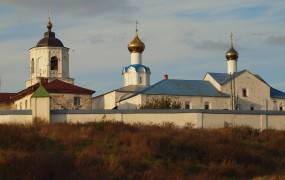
xmin=1 ymin=0 xmax=285 ymax=95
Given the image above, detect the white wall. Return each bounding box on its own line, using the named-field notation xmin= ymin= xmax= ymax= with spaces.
xmin=51 ymin=110 xmax=285 ymax=130
xmin=26 ymin=47 xmax=71 ymax=88
xmin=0 ymin=115 xmax=32 ymax=124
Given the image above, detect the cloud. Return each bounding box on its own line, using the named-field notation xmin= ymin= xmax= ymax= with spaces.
xmin=1 ymin=0 xmax=285 ymax=94
xmin=2 ymin=0 xmax=135 ymax=17
xmin=191 ymin=40 xmax=228 ymax=51
xmin=265 ymin=35 xmax=285 ymax=46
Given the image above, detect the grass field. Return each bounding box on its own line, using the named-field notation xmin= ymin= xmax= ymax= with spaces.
xmin=0 ymin=122 xmax=284 ymax=179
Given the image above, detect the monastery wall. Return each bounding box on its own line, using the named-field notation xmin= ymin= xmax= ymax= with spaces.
xmin=1 ymin=108 xmax=285 ymax=131
xmin=0 ymin=110 xmax=32 ymax=124
xmin=51 ymin=110 xmax=285 ymax=130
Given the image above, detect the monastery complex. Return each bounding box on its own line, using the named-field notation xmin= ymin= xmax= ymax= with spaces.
xmin=1 ymin=17 xmax=285 ymax=128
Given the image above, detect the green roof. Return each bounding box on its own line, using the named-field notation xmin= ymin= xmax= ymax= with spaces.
xmin=32 ymin=85 xmax=50 ymax=98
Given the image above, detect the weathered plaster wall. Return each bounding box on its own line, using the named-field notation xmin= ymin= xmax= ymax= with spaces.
xmin=221 ymin=71 xmax=271 ymax=110
xmin=50 ymin=93 xmax=92 ymax=110
xmin=118 ymin=94 xmax=230 ymax=110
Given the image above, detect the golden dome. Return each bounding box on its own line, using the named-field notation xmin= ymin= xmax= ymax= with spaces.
xmin=128 ymin=34 xmax=145 ymax=53
xmin=226 ymin=47 xmax=239 ymax=61
xmin=226 ymin=33 xmax=239 ymax=61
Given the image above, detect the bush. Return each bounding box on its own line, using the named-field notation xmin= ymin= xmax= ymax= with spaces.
xmin=0 ymin=122 xmax=284 ymax=179
xmin=140 ymin=97 xmax=182 ymax=109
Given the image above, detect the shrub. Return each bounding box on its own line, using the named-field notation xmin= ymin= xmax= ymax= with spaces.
xmin=140 ymin=97 xmax=182 ymax=109
xmin=0 ymin=123 xmax=284 ymax=179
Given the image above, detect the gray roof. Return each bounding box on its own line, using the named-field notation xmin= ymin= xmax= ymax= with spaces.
xmin=119 ymin=79 xmax=229 ymax=102
xmin=271 ymin=87 xmax=285 ymax=99
xmin=208 ymin=70 xmax=270 ymax=86
xmin=94 ymin=85 xmax=147 ymax=99
xmin=208 ymin=70 xmax=246 ymax=85
xmin=116 ymin=85 xmax=147 ymax=93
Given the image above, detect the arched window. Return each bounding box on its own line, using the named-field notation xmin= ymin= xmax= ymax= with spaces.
xmin=31 ymin=58 xmax=34 ymax=74
xmin=50 ymin=56 xmax=58 ymax=71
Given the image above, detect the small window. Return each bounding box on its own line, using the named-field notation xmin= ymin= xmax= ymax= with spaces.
xmin=204 ymin=102 xmax=210 ymax=110
xmin=74 ymin=97 xmax=81 ymax=106
xmin=31 ymin=58 xmax=35 ymax=74
xmin=139 ymin=76 xmax=143 ymax=84
xmin=25 ymin=100 xmax=28 ymax=109
xmin=50 ymin=56 xmax=58 ymax=71
xmin=185 ymin=101 xmax=191 ymax=109
xmin=280 ymin=105 xmax=283 ymax=111
xmin=242 ymin=88 xmax=248 ymax=97
xmin=250 ymin=106 xmax=254 ymax=111
xmin=20 ymin=103 xmax=22 ymax=110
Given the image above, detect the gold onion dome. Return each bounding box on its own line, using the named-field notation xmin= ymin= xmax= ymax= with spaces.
xmin=226 ymin=46 xmax=239 ymax=61
xmin=226 ymin=33 xmax=239 ymax=60
xmin=128 ymin=34 xmax=145 ymax=53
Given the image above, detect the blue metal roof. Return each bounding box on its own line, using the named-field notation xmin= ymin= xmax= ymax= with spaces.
xmin=208 ymin=70 xmax=246 ymax=85
xmin=122 ymin=64 xmax=151 ymax=74
xmin=119 ymin=79 xmax=229 ymax=102
xmin=271 ymin=87 xmax=285 ymax=99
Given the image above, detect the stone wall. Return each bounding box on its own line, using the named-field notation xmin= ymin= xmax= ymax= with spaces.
xmin=50 ymin=93 xmax=92 ymax=110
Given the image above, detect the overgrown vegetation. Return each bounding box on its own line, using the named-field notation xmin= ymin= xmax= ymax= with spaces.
xmin=0 ymin=122 xmax=285 ymax=179
xmin=140 ymin=97 xmax=182 ymax=109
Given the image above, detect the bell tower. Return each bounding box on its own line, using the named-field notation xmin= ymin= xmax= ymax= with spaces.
xmin=122 ymin=22 xmax=151 ymax=87
xmin=26 ymin=17 xmax=74 ymax=88
xmin=226 ymin=33 xmax=239 ymax=75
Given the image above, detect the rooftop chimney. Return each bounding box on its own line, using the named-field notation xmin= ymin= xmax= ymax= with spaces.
xmin=164 ymin=74 xmax=169 ymax=80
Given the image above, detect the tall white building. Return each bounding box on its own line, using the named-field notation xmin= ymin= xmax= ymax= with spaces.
xmin=26 ymin=17 xmax=74 ymax=88
xmin=93 ymin=29 xmax=151 ymax=109
xmin=0 ymin=17 xmax=95 ymax=110
xmin=122 ymin=32 xmax=151 ymax=87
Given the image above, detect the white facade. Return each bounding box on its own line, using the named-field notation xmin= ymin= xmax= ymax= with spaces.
xmin=122 ymin=34 xmax=151 ymax=87
xmin=123 ymin=66 xmax=150 ymax=87
xmin=131 ymin=53 xmax=142 ymax=65
xmin=26 ymin=47 xmax=74 ymax=88
xmin=227 ymin=60 xmax=237 ymax=74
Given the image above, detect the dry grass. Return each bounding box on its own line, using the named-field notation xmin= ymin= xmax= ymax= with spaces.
xmin=0 ymin=122 xmax=284 ymax=179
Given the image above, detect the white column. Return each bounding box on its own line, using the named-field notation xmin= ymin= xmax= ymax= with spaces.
xmin=227 ymin=60 xmax=237 ymax=74
xmin=131 ymin=53 xmax=142 ymax=64
xmin=31 ymin=97 xmax=50 ymax=123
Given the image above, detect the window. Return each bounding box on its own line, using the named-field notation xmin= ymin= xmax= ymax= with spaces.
xmin=139 ymin=76 xmax=143 ymax=84
xmin=31 ymin=58 xmax=34 ymax=74
xmin=280 ymin=105 xmax=283 ymax=111
xmin=74 ymin=97 xmax=81 ymax=106
xmin=250 ymin=106 xmax=254 ymax=111
xmin=50 ymin=56 xmax=58 ymax=71
xmin=20 ymin=103 xmax=22 ymax=110
xmin=204 ymin=102 xmax=210 ymax=110
xmin=185 ymin=101 xmax=191 ymax=109
xmin=242 ymin=88 xmax=248 ymax=97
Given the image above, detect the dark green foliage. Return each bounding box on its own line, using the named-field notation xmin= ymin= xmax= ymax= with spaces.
xmin=140 ymin=97 xmax=182 ymax=109
xmin=0 ymin=122 xmax=284 ymax=179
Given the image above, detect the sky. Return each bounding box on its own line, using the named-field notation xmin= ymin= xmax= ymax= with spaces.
xmin=1 ymin=0 xmax=285 ymax=95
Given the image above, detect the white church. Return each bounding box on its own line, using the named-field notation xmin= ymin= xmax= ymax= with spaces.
xmin=0 ymin=16 xmax=285 ymax=113
xmin=93 ymin=32 xmax=285 ymax=111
